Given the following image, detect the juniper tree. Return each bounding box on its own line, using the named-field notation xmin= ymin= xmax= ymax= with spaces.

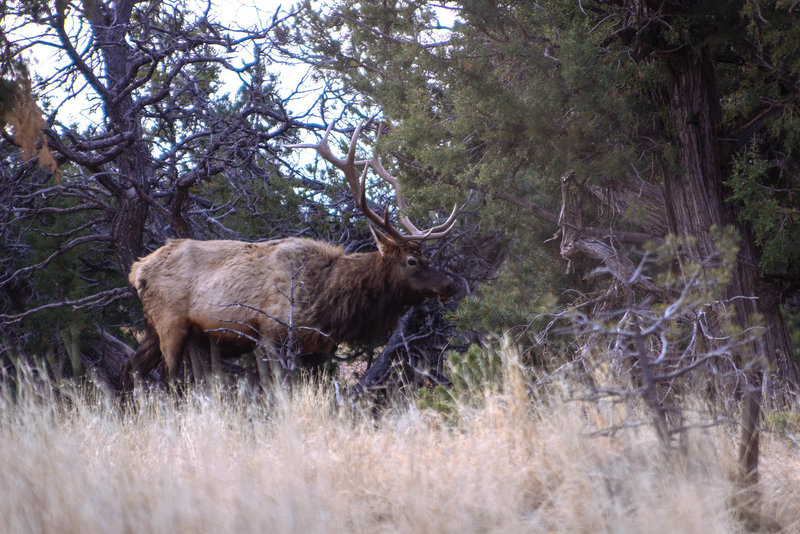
xmin=292 ymin=0 xmax=800 ymax=391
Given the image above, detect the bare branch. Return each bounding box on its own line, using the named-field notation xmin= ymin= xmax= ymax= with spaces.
xmin=0 ymin=234 xmax=113 ymax=287
xmin=0 ymin=287 xmax=134 ymax=325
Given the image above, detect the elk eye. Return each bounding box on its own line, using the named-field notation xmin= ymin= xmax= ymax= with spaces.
xmin=407 ymin=257 xmax=418 ymax=267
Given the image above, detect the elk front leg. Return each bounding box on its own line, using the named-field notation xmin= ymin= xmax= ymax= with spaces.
xmin=210 ymin=340 xmax=222 ymax=377
xmin=256 ymin=340 xmax=279 ymax=390
xmin=187 ymin=337 xmax=212 ymax=383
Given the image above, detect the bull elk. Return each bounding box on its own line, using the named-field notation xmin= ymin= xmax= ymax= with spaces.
xmin=123 ymin=121 xmax=458 ymax=390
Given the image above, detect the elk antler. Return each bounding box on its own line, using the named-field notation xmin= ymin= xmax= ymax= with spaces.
xmin=286 ymin=120 xmax=458 ymax=241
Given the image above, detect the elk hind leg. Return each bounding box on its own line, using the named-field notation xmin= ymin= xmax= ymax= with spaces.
xmin=159 ymin=321 xmax=190 ymax=384
xmin=210 ymin=340 xmax=222 ymax=377
xmin=122 ymin=326 xmax=162 ymax=393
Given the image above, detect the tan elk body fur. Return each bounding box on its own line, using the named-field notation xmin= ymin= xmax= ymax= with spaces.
xmin=125 ymin=232 xmax=454 ymax=387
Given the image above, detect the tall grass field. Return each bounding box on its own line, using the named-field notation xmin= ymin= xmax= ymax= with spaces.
xmin=1 ymin=350 xmax=799 ymax=533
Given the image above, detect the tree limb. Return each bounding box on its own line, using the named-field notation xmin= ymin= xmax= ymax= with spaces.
xmin=0 ymin=287 xmax=134 ymax=324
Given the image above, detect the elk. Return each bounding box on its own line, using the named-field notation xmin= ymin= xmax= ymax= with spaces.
xmin=123 ymin=121 xmax=458 ymax=390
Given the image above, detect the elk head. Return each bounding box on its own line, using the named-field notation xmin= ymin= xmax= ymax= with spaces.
xmin=370 ymin=225 xmax=456 ymax=303
xmin=287 ymin=119 xmax=459 ymax=301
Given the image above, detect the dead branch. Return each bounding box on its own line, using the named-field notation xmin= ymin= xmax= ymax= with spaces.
xmin=0 ymin=287 xmax=134 ymax=324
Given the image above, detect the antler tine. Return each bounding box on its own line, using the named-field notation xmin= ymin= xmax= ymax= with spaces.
xmin=353 ymin=157 xmax=404 ymax=241
xmin=412 ymin=203 xmax=459 ymax=240
xmin=367 ymin=126 xmax=459 ymax=241
xmin=342 ymin=121 xmax=371 ymax=196
xmin=287 ymin=119 xmax=458 ymax=242
xmin=284 ymin=120 xmax=337 ymax=156
xmin=345 ymin=120 xmax=364 ymax=167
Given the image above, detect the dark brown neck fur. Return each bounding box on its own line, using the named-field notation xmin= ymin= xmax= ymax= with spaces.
xmin=305 ymin=251 xmax=412 ymax=347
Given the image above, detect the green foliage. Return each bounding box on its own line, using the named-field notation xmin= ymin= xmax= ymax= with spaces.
xmin=1 ymin=163 xmax=133 ymax=376
xmin=447 ymin=344 xmax=503 ymax=395
xmin=455 ymin=259 xmax=558 ymax=346
xmin=417 ymin=344 xmax=503 ymax=419
xmin=764 ymin=410 xmax=800 ymax=437
xmin=727 ymin=140 xmax=800 ymax=277
xmin=719 ymin=2 xmax=800 ymax=286
xmin=298 ymin=0 xmax=800 ymax=293
xmin=645 ymin=226 xmax=741 ymax=297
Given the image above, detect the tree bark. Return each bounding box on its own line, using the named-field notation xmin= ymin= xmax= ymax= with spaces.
xmin=587 ymin=175 xmax=668 ymax=238
xmin=88 ymin=0 xmax=153 ymax=272
xmin=559 ymin=173 xmax=663 ymax=296
xmin=661 ymin=48 xmax=800 ymax=390
xmin=352 ymin=307 xmax=414 ymax=398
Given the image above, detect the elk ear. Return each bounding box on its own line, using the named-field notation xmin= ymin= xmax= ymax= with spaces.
xmin=369 ymin=224 xmax=399 ymax=258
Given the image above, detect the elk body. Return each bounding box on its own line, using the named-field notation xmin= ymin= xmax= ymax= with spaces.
xmin=123 ymin=121 xmax=458 ymax=389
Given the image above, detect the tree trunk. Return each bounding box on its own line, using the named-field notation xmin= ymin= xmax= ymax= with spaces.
xmin=661 ymin=48 xmax=800 ymax=391
xmin=110 ymin=144 xmax=152 ymax=271
xmin=89 ymin=0 xmax=153 ymax=273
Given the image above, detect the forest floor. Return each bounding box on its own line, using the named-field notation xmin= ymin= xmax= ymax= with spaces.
xmin=1 ymin=352 xmax=799 ymax=533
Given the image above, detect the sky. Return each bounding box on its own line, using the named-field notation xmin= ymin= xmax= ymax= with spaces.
xmin=5 ymin=0 xmax=458 ymax=163
xmin=7 ymin=0 xmax=319 ymax=128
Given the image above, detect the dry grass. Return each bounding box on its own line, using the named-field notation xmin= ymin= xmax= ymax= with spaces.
xmin=1 ymin=355 xmax=799 ymax=534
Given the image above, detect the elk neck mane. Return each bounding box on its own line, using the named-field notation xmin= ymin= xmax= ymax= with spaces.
xmin=305 ymin=249 xmax=411 ymax=347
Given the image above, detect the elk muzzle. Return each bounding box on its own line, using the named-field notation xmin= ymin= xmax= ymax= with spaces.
xmin=415 ymin=270 xmax=456 ymax=301
xmin=436 ymin=277 xmax=456 ymax=300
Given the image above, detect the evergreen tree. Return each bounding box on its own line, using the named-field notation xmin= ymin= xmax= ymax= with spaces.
xmin=294 ymin=0 xmax=800 ymax=390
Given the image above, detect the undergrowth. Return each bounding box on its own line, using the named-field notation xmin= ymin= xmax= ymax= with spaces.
xmin=1 ymin=350 xmax=798 ymax=533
